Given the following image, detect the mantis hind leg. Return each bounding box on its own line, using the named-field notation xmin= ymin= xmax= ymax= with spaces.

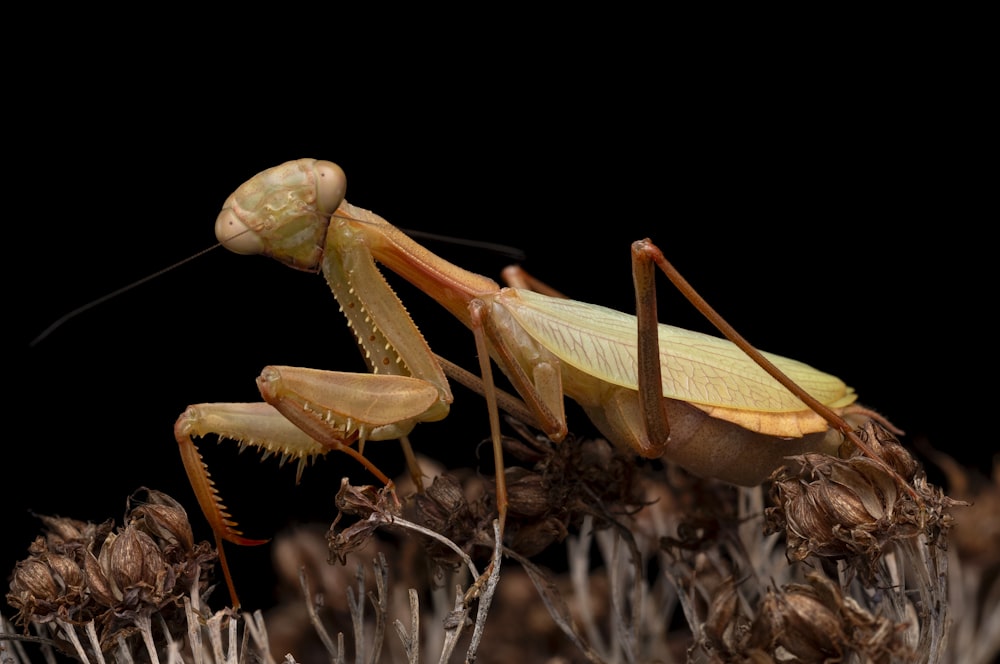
xmin=630 ymin=239 xmax=920 ymax=500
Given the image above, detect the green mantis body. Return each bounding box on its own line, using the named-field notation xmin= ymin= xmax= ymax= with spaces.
xmin=175 ymin=158 xmax=889 ymax=606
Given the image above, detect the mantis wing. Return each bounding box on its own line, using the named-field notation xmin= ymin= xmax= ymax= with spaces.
xmin=502 ymin=289 xmax=856 ymax=414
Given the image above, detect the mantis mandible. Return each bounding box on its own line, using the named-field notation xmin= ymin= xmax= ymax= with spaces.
xmin=174 ymin=158 xmax=901 ymax=607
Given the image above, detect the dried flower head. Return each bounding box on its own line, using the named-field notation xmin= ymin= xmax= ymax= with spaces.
xmin=6 ymin=488 xmax=219 ymax=662
xmin=745 ymin=574 xmax=912 ymax=662
xmin=96 ymin=526 xmax=172 ymax=610
xmin=127 ymin=488 xmax=195 ymax=552
xmin=328 ymin=478 xmax=401 ymax=564
xmin=766 ymin=421 xmax=958 ymax=580
xmin=412 ymin=472 xmax=484 ymax=562
xmin=30 ymin=515 xmax=112 ymax=557
xmin=7 ymin=547 xmax=86 ymax=625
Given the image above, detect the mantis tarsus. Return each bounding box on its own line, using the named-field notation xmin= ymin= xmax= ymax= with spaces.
xmin=174 ymin=158 xmax=905 ymax=607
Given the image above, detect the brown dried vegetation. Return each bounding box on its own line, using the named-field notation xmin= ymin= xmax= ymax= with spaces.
xmin=5 ymin=421 xmax=997 ymax=664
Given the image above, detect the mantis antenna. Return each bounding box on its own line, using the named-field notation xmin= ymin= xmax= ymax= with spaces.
xmin=29 ymin=230 xmax=525 ymax=348
xmin=29 ymin=244 xmax=224 ymax=347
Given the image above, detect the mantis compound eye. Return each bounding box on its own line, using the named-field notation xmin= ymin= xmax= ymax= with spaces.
xmin=215 ymin=207 xmax=264 ymax=255
xmin=313 ymin=160 xmax=347 ymax=215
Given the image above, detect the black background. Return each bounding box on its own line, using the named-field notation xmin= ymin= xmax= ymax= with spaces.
xmin=12 ymin=31 xmax=990 ymax=614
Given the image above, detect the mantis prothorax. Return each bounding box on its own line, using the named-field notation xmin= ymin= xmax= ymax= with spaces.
xmin=174 ymin=158 xmax=904 ymax=607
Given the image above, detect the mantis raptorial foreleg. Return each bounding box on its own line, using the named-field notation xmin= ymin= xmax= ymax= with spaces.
xmin=177 ymin=158 xmax=909 ymax=608
xmin=174 ymin=370 xmax=442 ymax=604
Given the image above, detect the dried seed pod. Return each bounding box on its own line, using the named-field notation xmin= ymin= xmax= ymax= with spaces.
xmin=702 ymin=576 xmax=742 ymax=653
xmin=409 ymin=472 xmax=491 ymax=563
xmin=327 ymin=516 xmax=382 ymax=566
xmin=745 ymin=574 xmax=912 ymax=662
xmin=506 ymin=517 xmax=569 ymax=557
xmin=334 ymin=477 xmax=399 ymax=519
xmin=108 ymin=526 xmax=165 ymax=591
xmin=328 ymin=479 xmax=400 ymax=565
xmin=766 ymin=421 xmax=933 ymax=570
xmin=749 ymin=584 xmax=846 ymax=660
xmin=91 ymin=524 xmax=174 ymax=613
xmin=45 ymin=553 xmax=83 ymax=591
xmin=842 ymin=417 xmax=920 ymax=480
xmin=6 ymin=548 xmax=86 ymax=625
xmin=83 ymin=548 xmax=118 ymax=609
xmin=34 ymin=515 xmax=89 ymax=547
xmin=127 ymin=488 xmax=195 ymax=552
xmin=415 ymin=473 xmax=473 ymax=532
xmin=490 ymin=468 xmax=550 ymax=518
xmin=7 ymin=558 xmax=59 ymax=616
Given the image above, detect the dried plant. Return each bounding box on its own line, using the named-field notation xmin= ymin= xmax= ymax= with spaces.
xmin=5 ymin=420 xmax=995 ymax=664
xmin=4 ymin=488 xmax=273 ymax=664
xmin=272 ymin=419 xmax=979 ymax=663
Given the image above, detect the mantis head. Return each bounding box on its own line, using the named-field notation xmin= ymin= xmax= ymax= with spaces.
xmin=215 ymin=159 xmax=347 ymax=271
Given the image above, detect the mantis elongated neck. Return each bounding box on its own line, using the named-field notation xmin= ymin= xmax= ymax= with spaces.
xmin=337 ymin=201 xmax=501 ymax=326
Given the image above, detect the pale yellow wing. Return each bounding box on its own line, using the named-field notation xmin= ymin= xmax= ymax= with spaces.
xmin=501 ymin=289 xmax=856 ymax=413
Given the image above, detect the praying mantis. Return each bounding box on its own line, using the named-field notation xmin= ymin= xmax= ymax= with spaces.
xmin=174 ymin=158 xmax=901 ymax=607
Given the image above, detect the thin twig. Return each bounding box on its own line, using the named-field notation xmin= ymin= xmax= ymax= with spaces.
xmin=184 ymin=598 xmax=204 ymax=664
xmin=596 ymin=528 xmax=636 ymax=664
xmin=567 ymin=516 xmax=605 ymax=655
xmin=464 ymin=520 xmax=503 ymax=664
xmin=437 ymin=586 xmax=470 ymax=664
xmin=242 ymin=610 xmax=276 ymax=664
xmin=297 ymin=567 xmax=340 ymax=659
xmin=225 ymin=615 xmax=237 ymax=664
xmin=0 ymin=615 xmax=38 ymax=664
xmin=392 ymin=589 xmax=420 ymax=664
xmin=165 ymin=637 xmax=184 ymax=664
xmin=83 ymin=622 xmax=106 ymax=664
xmin=347 ymin=566 xmax=366 ymax=664
xmin=205 ymin=612 xmax=225 ymax=664
xmin=116 ymin=634 xmax=135 ymax=664
xmin=367 ymin=554 xmax=389 ymax=664
xmin=385 ymin=516 xmax=480 ymax=581
xmin=54 ymin=619 xmax=90 ymax=664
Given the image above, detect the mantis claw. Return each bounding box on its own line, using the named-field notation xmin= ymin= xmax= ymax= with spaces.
xmin=174 ymin=412 xmax=270 ymax=548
